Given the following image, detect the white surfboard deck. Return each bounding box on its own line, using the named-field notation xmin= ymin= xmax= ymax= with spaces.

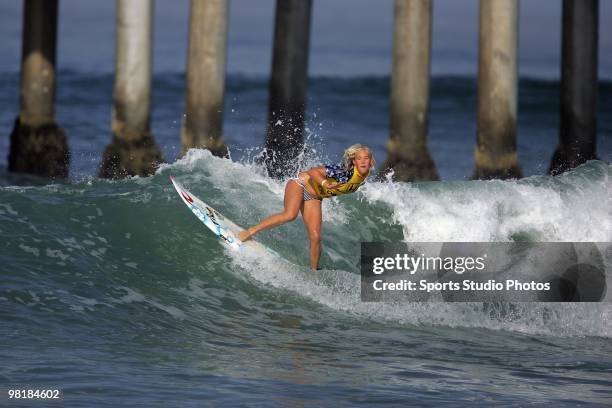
xmin=169 ymin=176 xmax=272 ymax=255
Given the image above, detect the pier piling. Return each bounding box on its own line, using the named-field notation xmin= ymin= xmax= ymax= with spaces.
xmin=472 ymin=0 xmax=522 ymax=180
xmin=100 ymin=0 xmax=163 ymax=179
xmin=550 ymin=0 xmax=599 ymax=176
xmin=180 ymin=0 xmax=229 ymax=158
xmin=8 ymin=0 xmax=69 ymax=178
xmin=264 ymin=0 xmax=313 ymax=179
xmin=379 ymin=0 xmax=438 ymax=182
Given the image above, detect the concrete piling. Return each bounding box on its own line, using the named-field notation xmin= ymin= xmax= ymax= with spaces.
xmin=8 ymin=0 xmax=70 ymax=178
xmin=472 ymin=0 xmax=522 ymax=180
xmin=180 ymin=0 xmax=229 ymax=158
xmin=379 ymin=0 xmax=438 ymax=182
xmin=550 ymin=0 xmax=599 ymax=176
xmin=100 ymin=0 xmax=163 ymax=179
xmin=264 ymin=0 xmax=313 ymax=179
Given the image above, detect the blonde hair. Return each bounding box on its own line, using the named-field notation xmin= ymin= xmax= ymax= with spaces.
xmin=342 ymin=144 xmax=376 ymax=170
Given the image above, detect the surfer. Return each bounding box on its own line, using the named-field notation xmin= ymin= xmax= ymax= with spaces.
xmin=238 ymin=144 xmax=375 ymax=270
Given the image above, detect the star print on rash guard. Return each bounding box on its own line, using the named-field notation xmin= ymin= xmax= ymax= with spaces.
xmin=324 ymin=164 xmax=353 ymax=183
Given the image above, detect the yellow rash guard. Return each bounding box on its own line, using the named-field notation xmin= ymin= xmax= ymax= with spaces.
xmin=311 ymin=165 xmax=369 ymax=198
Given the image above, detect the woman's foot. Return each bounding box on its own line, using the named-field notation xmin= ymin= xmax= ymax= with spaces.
xmin=238 ymin=228 xmax=255 ymax=242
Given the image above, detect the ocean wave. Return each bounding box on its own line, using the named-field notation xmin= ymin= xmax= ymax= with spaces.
xmin=1 ymin=149 xmax=611 ymax=338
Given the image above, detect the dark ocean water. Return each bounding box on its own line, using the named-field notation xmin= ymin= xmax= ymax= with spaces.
xmin=1 ymin=71 xmax=612 ymax=406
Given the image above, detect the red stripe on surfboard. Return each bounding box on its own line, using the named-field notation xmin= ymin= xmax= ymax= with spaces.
xmin=181 ymin=191 xmax=194 ymax=204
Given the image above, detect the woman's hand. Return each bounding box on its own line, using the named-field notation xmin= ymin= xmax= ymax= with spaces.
xmin=321 ymin=179 xmax=341 ymax=190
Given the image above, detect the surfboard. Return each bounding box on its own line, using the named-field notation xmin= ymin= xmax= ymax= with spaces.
xmin=170 ymin=176 xmax=244 ymax=250
xmin=170 ymin=176 xmax=288 ymax=265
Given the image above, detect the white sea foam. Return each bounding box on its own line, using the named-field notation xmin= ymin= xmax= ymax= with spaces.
xmin=113 ymin=286 xmax=187 ymax=320
xmin=19 ymin=243 xmax=40 ymax=257
xmin=0 ymin=203 xmax=19 ymax=216
xmin=45 ymin=248 xmax=70 ymax=261
xmin=56 ymin=237 xmax=83 ymax=250
xmin=362 ymin=162 xmax=612 ymax=242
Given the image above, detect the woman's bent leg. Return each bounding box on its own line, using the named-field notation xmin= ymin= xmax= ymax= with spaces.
xmin=238 ymin=180 xmax=303 ymax=241
xmin=302 ymin=199 xmax=322 ymax=270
